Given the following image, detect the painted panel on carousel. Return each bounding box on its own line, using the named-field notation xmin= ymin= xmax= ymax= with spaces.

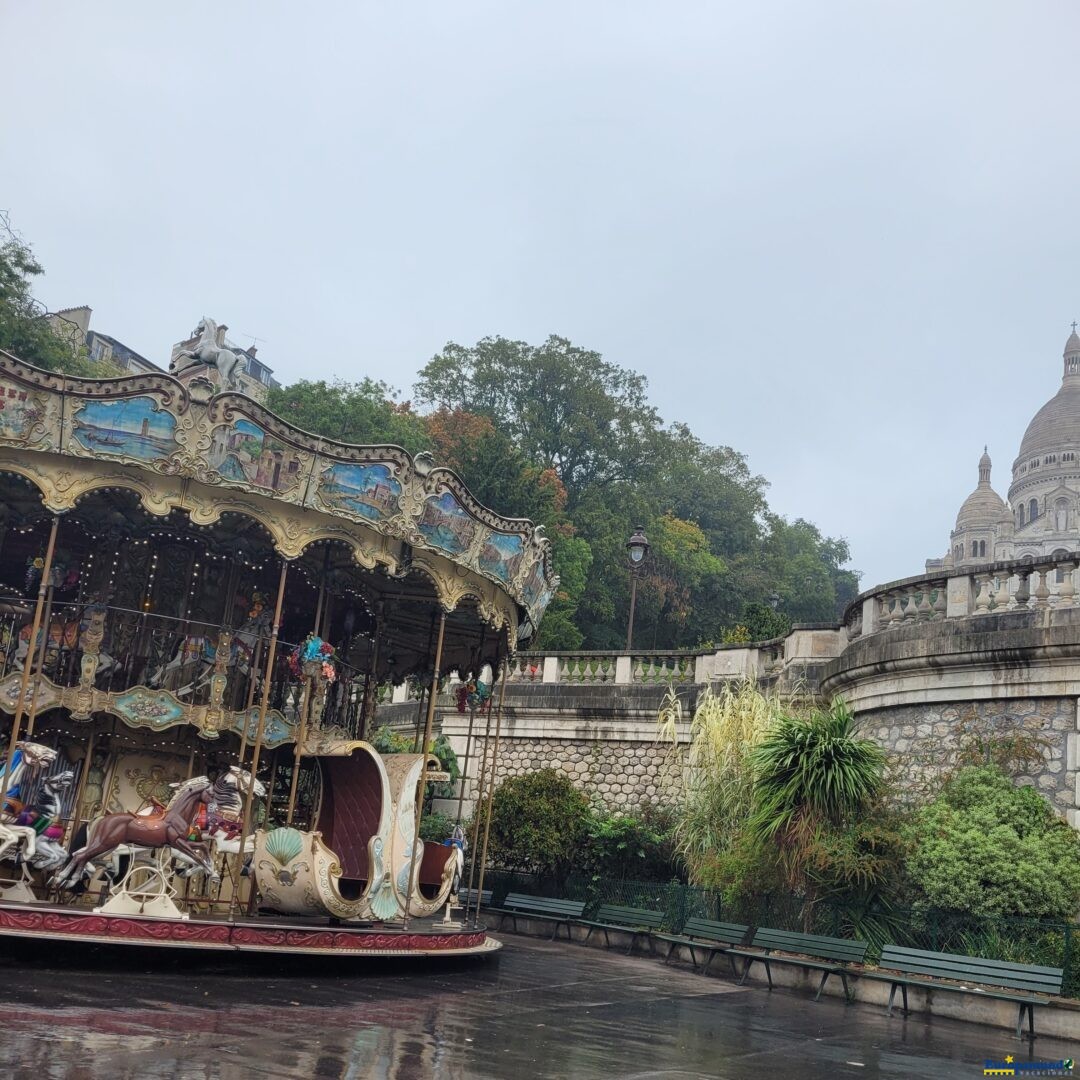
xmin=113 ymin=688 xmax=186 ymax=730
xmin=229 ymin=706 xmax=295 ymax=749
xmin=315 ymin=462 xmax=401 ymax=523
xmin=478 ymin=531 xmax=525 ymax=586
xmin=0 ymin=381 xmax=50 ymax=446
xmin=207 ymin=418 xmax=304 ymax=495
xmin=419 ymin=490 xmax=478 ymax=556
xmin=71 ymin=396 xmax=178 ymax=462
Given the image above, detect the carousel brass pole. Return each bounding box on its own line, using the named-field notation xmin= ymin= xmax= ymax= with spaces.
xmin=66 ymin=727 xmax=95 ymax=846
xmin=402 ymin=609 xmax=446 ymax=928
xmin=360 ymin=606 xmax=382 ymax=741
xmin=455 ymin=703 xmax=477 ymax=828
xmin=413 ymin=614 xmax=437 ymax=752
xmin=464 ymin=657 xmax=498 ymax=916
xmin=285 ymin=673 xmax=313 ymax=825
xmin=472 ymin=661 xmax=508 ymax=928
xmin=24 ymin=580 xmax=55 ymax=739
xmin=0 ymin=514 xmax=60 ymax=805
xmin=230 ymin=558 xmax=289 ymax=919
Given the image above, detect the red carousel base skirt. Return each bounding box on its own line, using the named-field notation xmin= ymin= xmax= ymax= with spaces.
xmin=0 ymin=900 xmax=501 ymax=958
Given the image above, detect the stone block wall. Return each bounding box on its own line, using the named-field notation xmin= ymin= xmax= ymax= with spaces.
xmin=858 ymin=698 xmax=1079 ymax=825
xmin=465 ymin=734 xmax=682 ymax=810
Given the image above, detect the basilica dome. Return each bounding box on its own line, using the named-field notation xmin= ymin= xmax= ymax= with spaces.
xmin=1016 ymin=330 xmax=1080 ymax=465
xmin=955 ymin=449 xmax=1006 ymax=529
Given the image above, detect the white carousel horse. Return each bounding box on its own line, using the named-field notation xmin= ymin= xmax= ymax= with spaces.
xmin=0 ymin=742 xmax=60 ymax=865
xmin=171 ymin=316 xmax=245 ymax=390
xmin=150 ymin=608 xmax=269 ymax=696
xmin=26 ymin=770 xmax=76 ymax=873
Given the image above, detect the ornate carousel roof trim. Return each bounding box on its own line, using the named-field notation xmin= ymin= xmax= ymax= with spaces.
xmin=0 ymin=350 xmax=558 ymax=635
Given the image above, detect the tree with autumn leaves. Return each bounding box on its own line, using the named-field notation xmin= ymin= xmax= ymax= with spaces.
xmin=266 ymin=334 xmax=858 ymax=650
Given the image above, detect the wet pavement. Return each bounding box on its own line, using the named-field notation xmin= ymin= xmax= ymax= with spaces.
xmin=0 ymin=932 xmax=1076 ymax=1079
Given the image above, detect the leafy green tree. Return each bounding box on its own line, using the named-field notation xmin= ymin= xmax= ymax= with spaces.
xmin=415 ymin=335 xmax=662 ymax=506
xmin=477 ymin=768 xmax=591 ymax=884
xmin=264 ymin=378 xmax=431 ymax=453
xmin=905 ymin=766 xmax=1080 ymax=919
xmin=0 ymin=214 xmax=110 ymax=377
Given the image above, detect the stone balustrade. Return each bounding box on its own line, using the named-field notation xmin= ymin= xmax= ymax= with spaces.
xmin=505 ymin=650 xmax=699 ymax=686
xmin=845 ymin=550 xmax=1080 ymax=641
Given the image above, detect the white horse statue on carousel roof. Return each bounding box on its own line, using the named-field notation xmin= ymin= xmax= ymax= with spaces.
xmin=170 ymin=316 xmax=246 ymax=392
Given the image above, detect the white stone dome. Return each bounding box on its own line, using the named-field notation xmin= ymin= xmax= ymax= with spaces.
xmin=955 ymin=448 xmax=1005 ymax=529
xmin=1016 ymin=331 xmax=1080 ymax=464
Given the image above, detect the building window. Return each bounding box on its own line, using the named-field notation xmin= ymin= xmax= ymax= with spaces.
xmin=1019 ymin=505 xmax=1025 ymax=527
xmin=1056 ymin=499 xmax=1069 ymax=532
xmin=1030 ymin=498 xmax=1039 ymax=521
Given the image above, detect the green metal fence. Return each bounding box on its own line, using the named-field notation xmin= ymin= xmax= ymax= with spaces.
xmin=480 ymin=871 xmax=1080 ymax=998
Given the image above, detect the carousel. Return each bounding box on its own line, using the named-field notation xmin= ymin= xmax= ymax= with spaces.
xmin=0 ymin=331 xmax=555 ymax=959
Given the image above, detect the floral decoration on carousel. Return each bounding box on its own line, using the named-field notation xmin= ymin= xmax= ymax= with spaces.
xmin=288 ymin=633 xmax=337 ymax=683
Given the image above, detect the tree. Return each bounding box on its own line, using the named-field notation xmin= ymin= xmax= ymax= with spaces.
xmin=415 ymin=335 xmax=663 ymax=506
xmin=905 ymin=766 xmax=1080 ymax=919
xmin=477 ymin=768 xmax=591 ymax=884
xmin=0 ymin=213 xmax=109 ymax=377
xmin=264 ymin=378 xmax=431 ymax=454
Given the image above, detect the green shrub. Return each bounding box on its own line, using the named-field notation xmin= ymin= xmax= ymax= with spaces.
xmin=905 ymin=766 xmax=1080 ymax=919
xmin=583 ymin=804 xmax=680 ymax=882
xmin=420 ymin=810 xmax=456 ymax=842
xmin=476 ymin=769 xmax=591 ymax=884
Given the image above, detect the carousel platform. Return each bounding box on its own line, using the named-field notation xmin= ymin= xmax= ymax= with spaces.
xmin=0 ymin=899 xmax=499 ymax=959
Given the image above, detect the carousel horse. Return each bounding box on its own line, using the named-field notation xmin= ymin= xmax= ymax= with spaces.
xmin=0 ymin=742 xmax=59 ymax=864
xmin=170 ymin=316 xmax=245 ymax=390
xmin=10 ymin=607 xmax=117 ymax=681
xmin=150 ymin=606 xmax=270 ymax=696
xmin=54 ymin=766 xmax=260 ymax=890
xmin=25 ymin=770 xmax=75 ymax=873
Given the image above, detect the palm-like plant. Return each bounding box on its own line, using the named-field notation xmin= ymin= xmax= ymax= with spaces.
xmin=747 ymin=698 xmax=885 ymax=893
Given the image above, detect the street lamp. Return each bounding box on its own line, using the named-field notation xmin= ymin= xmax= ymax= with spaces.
xmin=625 ymin=526 xmax=650 ymax=651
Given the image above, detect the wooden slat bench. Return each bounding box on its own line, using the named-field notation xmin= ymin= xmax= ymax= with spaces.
xmin=732 ymin=928 xmax=869 ymax=999
xmin=487 ymin=893 xmax=587 ymax=940
xmin=653 ymin=918 xmax=751 ymax=974
xmin=456 ymin=888 xmax=492 ymax=910
xmin=860 ymin=945 xmax=1064 ymax=1039
xmin=575 ymin=905 xmax=666 ymax=954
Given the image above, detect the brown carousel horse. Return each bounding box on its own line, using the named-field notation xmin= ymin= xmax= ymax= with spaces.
xmin=53 ymin=767 xmax=256 ymax=890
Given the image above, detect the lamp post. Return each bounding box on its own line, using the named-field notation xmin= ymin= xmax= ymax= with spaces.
xmin=625 ymin=525 xmax=650 ymax=651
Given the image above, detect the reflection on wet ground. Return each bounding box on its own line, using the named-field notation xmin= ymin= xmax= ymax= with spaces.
xmin=0 ymin=933 xmax=1075 ymax=1078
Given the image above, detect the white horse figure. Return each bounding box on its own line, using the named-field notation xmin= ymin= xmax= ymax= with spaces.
xmin=171 ymin=316 xmax=246 ymax=391
xmin=0 ymin=742 xmax=60 ymax=865
xmin=26 ymin=770 xmax=76 ymax=873
xmin=150 ymin=607 xmax=269 ymax=696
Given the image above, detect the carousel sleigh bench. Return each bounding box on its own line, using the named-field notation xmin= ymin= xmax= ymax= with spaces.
xmin=576 ymin=904 xmax=666 ymax=954
xmin=654 ymin=917 xmax=750 ymax=973
xmin=732 ymin=928 xmax=869 ymax=1000
xmin=489 ymin=893 xmax=586 ymax=940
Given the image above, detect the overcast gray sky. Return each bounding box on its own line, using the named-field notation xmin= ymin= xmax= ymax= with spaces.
xmin=3 ymin=1 xmax=1079 ymax=591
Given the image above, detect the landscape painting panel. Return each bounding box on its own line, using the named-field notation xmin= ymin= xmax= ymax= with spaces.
xmin=317 ymin=462 xmax=401 ymax=522
xmin=208 ymin=418 xmax=304 ymax=495
xmin=478 ymin=531 xmax=525 ymax=585
xmin=0 ymin=382 xmax=45 ymax=443
xmin=72 ymin=396 xmax=178 ymax=461
xmin=419 ymin=490 xmax=478 ymax=556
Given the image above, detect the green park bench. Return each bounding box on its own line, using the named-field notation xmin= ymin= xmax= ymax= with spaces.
xmin=489 ymin=893 xmax=587 ymax=940
xmin=576 ymin=904 xmax=666 ymax=953
xmin=733 ymin=927 xmax=869 ymax=999
xmin=653 ymin=917 xmax=751 ymax=974
xmin=456 ymin=888 xmax=493 ymax=911
xmin=860 ymin=945 xmax=1064 ymax=1039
